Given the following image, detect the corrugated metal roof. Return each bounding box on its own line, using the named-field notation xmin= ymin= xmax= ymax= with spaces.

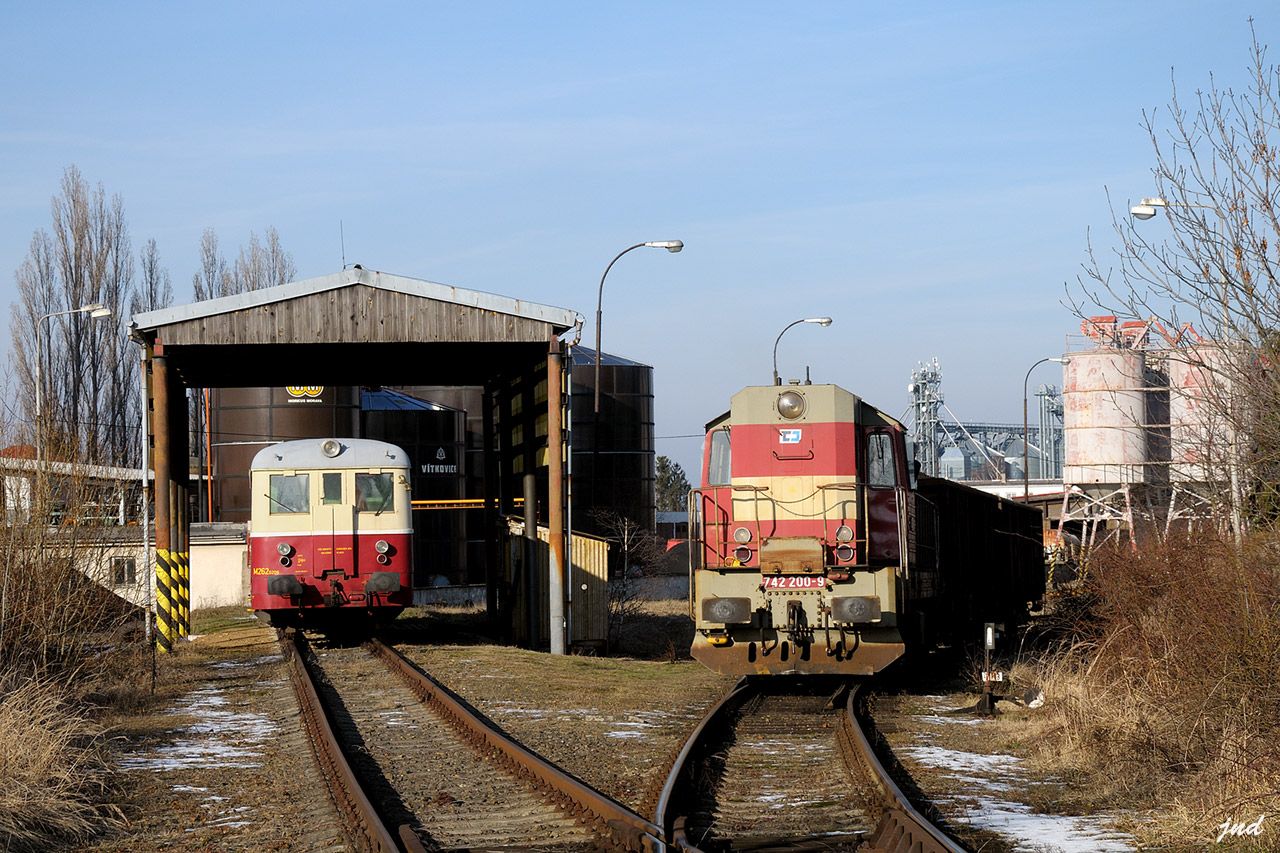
xmin=132 ymin=266 xmax=580 ymax=332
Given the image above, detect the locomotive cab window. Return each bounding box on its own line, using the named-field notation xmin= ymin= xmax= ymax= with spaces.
xmin=707 ymin=429 xmax=732 ymax=486
xmin=356 ymin=473 xmax=394 ymax=513
xmin=866 ymin=433 xmax=897 ymax=488
xmin=269 ymin=473 xmax=310 ymax=513
xmin=321 ymin=472 xmax=342 ymax=505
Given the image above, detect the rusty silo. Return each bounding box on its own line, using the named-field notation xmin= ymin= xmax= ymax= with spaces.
xmin=1062 ymin=349 xmax=1149 ymax=486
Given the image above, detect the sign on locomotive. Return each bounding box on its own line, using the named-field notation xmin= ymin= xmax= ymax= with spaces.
xmin=690 ymin=382 xmax=1044 ymax=676
xmin=249 ymin=438 xmax=414 ymax=627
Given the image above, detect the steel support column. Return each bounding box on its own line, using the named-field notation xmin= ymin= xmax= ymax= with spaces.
xmin=151 ymin=352 xmax=176 ymax=653
xmin=547 ymin=335 xmax=566 ymax=655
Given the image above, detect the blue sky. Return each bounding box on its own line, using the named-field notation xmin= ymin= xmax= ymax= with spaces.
xmin=0 ymin=2 xmax=1265 ymax=476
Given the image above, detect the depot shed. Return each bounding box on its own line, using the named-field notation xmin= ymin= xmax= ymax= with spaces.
xmin=131 ymin=266 xmax=598 ymax=653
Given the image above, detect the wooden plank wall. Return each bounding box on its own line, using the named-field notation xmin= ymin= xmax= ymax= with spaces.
xmin=159 ymin=285 xmax=553 ymax=345
xmin=507 ymin=520 xmax=609 ymax=650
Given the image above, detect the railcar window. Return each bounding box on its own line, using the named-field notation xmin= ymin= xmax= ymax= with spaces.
xmin=356 ymin=473 xmax=395 ymax=514
xmin=867 ymin=433 xmax=896 ymax=487
xmin=269 ymin=473 xmax=310 ymax=513
xmin=708 ymin=429 xmax=732 ymax=486
xmin=322 ymin=472 xmax=342 ymax=505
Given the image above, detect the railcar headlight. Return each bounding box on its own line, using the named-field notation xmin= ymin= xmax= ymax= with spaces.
xmin=277 ymin=542 xmax=293 ymax=556
xmin=279 ymin=556 xmax=292 ymax=568
xmin=734 ymin=546 xmax=752 ymax=563
xmin=374 ymin=539 xmax=391 ymax=554
xmin=835 ymin=525 xmax=854 ymax=543
xmin=376 ymin=553 xmax=390 ymax=565
xmin=321 ymin=439 xmax=342 ymax=458
xmin=733 ymin=526 xmax=752 ymax=544
xmin=776 ymin=390 xmax=806 ymax=420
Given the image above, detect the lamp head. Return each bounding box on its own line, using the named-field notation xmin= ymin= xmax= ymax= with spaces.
xmin=1130 ymin=204 xmax=1157 ymax=220
xmin=806 ymin=317 xmax=833 ymax=327
xmin=645 ymin=240 xmax=684 ymax=253
xmin=89 ymin=307 xmax=113 ymax=319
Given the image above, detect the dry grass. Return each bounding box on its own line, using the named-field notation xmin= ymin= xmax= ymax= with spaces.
xmin=1012 ymin=532 xmax=1280 ymax=845
xmin=0 ymin=678 xmax=124 ymax=852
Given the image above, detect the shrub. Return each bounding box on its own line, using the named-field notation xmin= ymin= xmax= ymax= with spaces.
xmin=0 ymin=678 xmax=124 ymax=851
xmin=1025 ymin=531 xmax=1280 ymax=842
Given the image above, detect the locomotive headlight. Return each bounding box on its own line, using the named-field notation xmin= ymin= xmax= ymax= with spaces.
xmin=276 ymin=542 xmax=293 ymax=556
xmin=776 ymin=390 xmax=806 ymax=420
xmin=374 ymin=539 xmax=391 ymax=554
xmin=835 ymin=544 xmax=855 ymax=563
xmin=734 ymin=546 xmax=752 ymax=563
xmin=279 ymin=555 xmax=292 ymax=568
xmin=733 ymin=526 xmax=752 ymax=544
xmin=321 ymin=439 xmax=342 ymax=458
xmin=376 ymin=553 xmax=390 ymax=565
xmin=835 ymin=525 xmax=854 ymax=543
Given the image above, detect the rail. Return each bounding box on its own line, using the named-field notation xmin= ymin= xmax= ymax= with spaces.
xmin=654 ymin=678 xmax=966 ymax=852
xmin=280 ymin=630 xmax=421 ymax=853
xmin=368 ymin=639 xmax=664 ymax=852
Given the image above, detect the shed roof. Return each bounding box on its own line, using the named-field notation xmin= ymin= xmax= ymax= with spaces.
xmin=130 ymin=267 xmax=581 ymax=388
xmin=133 ymin=266 xmax=578 ymax=331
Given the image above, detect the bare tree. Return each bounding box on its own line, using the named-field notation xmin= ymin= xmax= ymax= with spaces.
xmin=1074 ymin=27 xmax=1280 ymax=531
xmin=10 ymin=167 xmax=145 ymax=466
xmin=192 ymin=226 xmax=296 ymax=300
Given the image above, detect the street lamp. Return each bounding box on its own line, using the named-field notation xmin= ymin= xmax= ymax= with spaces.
xmin=1131 ymin=194 xmax=1241 ymax=543
xmin=1024 ymin=356 xmax=1069 ymax=500
xmin=594 ymin=240 xmax=682 ymax=413
xmin=772 ymin=317 xmax=832 ymax=385
xmin=35 ymin=302 xmax=113 ymax=463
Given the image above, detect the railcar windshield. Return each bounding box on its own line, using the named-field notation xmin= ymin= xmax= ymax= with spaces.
xmin=707 ymin=429 xmax=732 ymax=486
xmin=867 ymin=433 xmax=896 ymax=487
xmin=321 ymin=472 xmax=342 ymax=505
xmin=269 ymin=473 xmax=310 ymax=513
xmin=356 ymin=473 xmax=395 ymax=514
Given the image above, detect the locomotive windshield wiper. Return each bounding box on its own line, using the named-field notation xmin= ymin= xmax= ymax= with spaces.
xmin=264 ymin=492 xmax=298 ymax=513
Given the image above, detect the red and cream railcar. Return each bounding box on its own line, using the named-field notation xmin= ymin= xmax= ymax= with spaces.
xmin=249 ymin=438 xmax=413 ymax=626
xmin=690 ymin=383 xmax=1043 ymax=676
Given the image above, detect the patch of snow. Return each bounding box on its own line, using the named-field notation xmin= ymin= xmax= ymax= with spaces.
xmin=118 ymin=686 xmax=276 ymax=772
xmin=212 ymin=653 xmax=282 ymax=670
xmin=901 ymin=745 xmax=1023 ymax=774
xmin=172 ymin=785 xmax=208 ymax=794
xmin=606 ymin=730 xmax=647 ymax=739
xmin=919 ymin=713 xmax=988 ymax=726
xmin=952 ymin=797 xmax=1134 ymax=852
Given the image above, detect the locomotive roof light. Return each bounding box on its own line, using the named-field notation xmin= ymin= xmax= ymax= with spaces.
xmin=772 ymin=317 xmax=833 ymax=386
xmin=777 ymin=390 xmax=806 ymax=419
xmin=321 ymin=439 xmax=343 ymax=458
xmin=733 ymin=526 xmax=752 ymax=544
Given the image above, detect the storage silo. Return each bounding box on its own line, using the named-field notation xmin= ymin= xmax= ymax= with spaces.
xmin=210 ymin=386 xmax=361 ymax=521
xmin=1063 ymin=349 xmax=1148 ymax=485
xmin=1167 ymin=344 xmax=1232 ymax=484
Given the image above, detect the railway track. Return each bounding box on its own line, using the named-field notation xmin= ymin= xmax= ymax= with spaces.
xmin=654 ymin=678 xmax=965 ymax=853
xmin=281 ymin=630 xmax=663 ymax=851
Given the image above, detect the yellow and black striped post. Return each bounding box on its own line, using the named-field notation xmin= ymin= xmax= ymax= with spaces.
xmin=155 ymin=548 xmax=178 ymax=652
xmin=153 ymin=351 xmax=176 ymax=653
xmin=177 ymin=547 xmax=191 ymax=638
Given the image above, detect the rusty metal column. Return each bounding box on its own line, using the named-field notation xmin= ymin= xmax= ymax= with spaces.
xmin=482 ymin=386 xmax=499 ymax=628
xmin=547 ymin=336 xmax=567 ymax=655
xmin=151 ymin=352 xmax=176 ymax=653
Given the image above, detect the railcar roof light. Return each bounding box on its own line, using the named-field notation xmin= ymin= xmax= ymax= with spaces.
xmin=777 ymin=390 xmax=806 ymax=419
xmin=321 ymin=439 xmax=343 ymax=458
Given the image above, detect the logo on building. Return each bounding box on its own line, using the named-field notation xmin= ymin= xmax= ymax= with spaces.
xmin=423 ymin=446 xmax=458 ymax=475
xmin=285 ymin=386 xmax=324 ymax=403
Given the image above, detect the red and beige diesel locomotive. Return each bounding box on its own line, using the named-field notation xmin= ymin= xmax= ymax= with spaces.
xmin=249 ymin=438 xmax=414 ymax=627
xmin=690 ymin=382 xmax=1044 ymax=676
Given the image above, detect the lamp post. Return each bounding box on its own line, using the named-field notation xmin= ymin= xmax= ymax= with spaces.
xmin=1024 ymin=356 xmax=1069 ymax=500
xmin=772 ymin=317 xmax=832 ymax=385
xmin=35 ymin=302 xmax=113 ymax=463
xmin=594 ymin=240 xmax=682 ymax=414
xmin=1131 ymin=195 xmax=1241 ymax=543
